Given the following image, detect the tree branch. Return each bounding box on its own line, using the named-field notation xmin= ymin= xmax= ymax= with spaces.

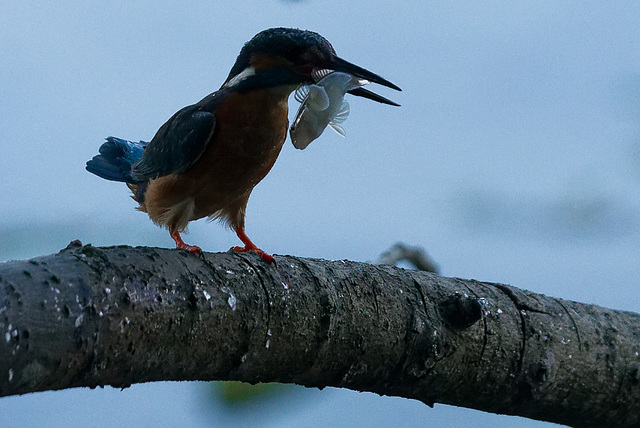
xmin=0 ymin=242 xmax=638 ymax=427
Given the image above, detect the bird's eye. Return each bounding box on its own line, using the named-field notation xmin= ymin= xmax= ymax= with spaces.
xmin=299 ymin=50 xmax=315 ymax=63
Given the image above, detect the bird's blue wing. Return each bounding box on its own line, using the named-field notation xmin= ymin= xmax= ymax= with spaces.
xmin=131 ymin=105 xmax=216 ymax=181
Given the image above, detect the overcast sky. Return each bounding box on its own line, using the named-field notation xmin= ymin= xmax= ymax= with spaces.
xmin=1 ymin=2 xmax=640 ymax=427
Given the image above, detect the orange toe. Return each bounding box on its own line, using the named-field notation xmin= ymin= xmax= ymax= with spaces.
xmin=233 ymin=245 xmax=275 ymax=265
xmin=233 ymin=227 xmax=275 ymax=264
xmin=170 ymin=229 xmax=202 ymax=256
xmin=180 ymin=243 xmax=203 ymax=256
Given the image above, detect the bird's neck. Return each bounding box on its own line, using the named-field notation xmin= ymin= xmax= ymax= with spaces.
xmin=222 ymin=66 xmax=301 ymax=94
xmin=215 ymin=88 xmax=291 ymax=136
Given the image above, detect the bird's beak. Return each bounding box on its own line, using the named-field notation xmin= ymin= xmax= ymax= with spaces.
xmin=329 ymin=55 xmax=402 ymax=106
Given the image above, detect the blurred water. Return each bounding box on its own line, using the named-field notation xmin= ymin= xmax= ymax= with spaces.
xmin=1 ymin=2 xmax=639 ymax=427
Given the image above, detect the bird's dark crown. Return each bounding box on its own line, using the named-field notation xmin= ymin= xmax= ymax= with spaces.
xmin=223 ymin=28 xmax=336 ymax=90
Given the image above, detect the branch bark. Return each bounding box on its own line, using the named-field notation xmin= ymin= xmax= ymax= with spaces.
xmin=0 ymin=242 xmax=638 ymax=427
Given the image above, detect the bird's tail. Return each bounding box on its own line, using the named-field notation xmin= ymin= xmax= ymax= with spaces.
xmin=86 ymin=136 xmax=147 ymax=183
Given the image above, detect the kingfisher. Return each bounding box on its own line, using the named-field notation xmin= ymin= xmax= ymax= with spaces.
xmin=86 ymin=27 xmax=401 ymax=264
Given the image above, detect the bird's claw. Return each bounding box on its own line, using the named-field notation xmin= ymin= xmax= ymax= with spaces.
xmin=179 ymin=243 xmax=203 ymax=256
xmin=233 ymin=245 xmax=276 ymax=265
xmin=170 ymin=229 xmax=203 ymax=256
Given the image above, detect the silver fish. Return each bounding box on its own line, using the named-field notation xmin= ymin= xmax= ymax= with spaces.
xmin=290 ymin=70 xmax=367 ymax=150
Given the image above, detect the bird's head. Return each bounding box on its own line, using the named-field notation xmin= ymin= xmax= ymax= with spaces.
xmin=223 ymin=27 xmax=401 ymax=106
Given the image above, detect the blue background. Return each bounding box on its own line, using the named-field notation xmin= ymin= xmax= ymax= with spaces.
xmin=1 ymin=2 xmax=639 ymax=426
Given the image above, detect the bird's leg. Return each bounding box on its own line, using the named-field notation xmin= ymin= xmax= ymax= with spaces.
xmin=170 ymin=228 xmax=202 ymax=256
xmin=233 ymin=227 xmax=275 ymax=264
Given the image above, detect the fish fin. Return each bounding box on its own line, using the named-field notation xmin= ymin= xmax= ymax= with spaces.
xmin=311 ymin=69 xmax=332 ymax=82
xmin=328 ymin=101 xmax=350 ymax=137
xmin=308 ymin=85 xmax=330 ymax=110
xmin=332 ymin=101 xmax=351 ymax=124
xmin=294 ymin=85 xmax=310 ymax=103
xmin=329 ymin=123 xmax=346 ymax=137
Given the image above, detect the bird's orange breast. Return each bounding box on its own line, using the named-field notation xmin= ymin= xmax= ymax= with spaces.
xmin=141 ymin=87 xmax=291 ymax=231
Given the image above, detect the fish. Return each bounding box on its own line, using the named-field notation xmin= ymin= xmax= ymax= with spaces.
xmin=289 ymin=70 xmax=368 ymax=150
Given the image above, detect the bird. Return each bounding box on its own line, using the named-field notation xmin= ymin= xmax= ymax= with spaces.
xmin=86 ymin=27 xmax=401 ymax=264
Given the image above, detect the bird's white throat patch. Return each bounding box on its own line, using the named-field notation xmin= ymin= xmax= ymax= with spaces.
xmin=223 ymin=66 xmax=257 ymax=89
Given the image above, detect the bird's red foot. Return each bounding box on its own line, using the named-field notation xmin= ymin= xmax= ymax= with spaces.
xmin=233 ymin=245 xmax=275 ymax=264
xmin=170 ymin=229 xmax=202 ymax=256
xmin=233 ymin=228 xmax=276 ymax=265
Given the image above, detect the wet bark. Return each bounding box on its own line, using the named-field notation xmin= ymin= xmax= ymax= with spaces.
xmin=0 ymin=242 xmax=638 ymax=427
